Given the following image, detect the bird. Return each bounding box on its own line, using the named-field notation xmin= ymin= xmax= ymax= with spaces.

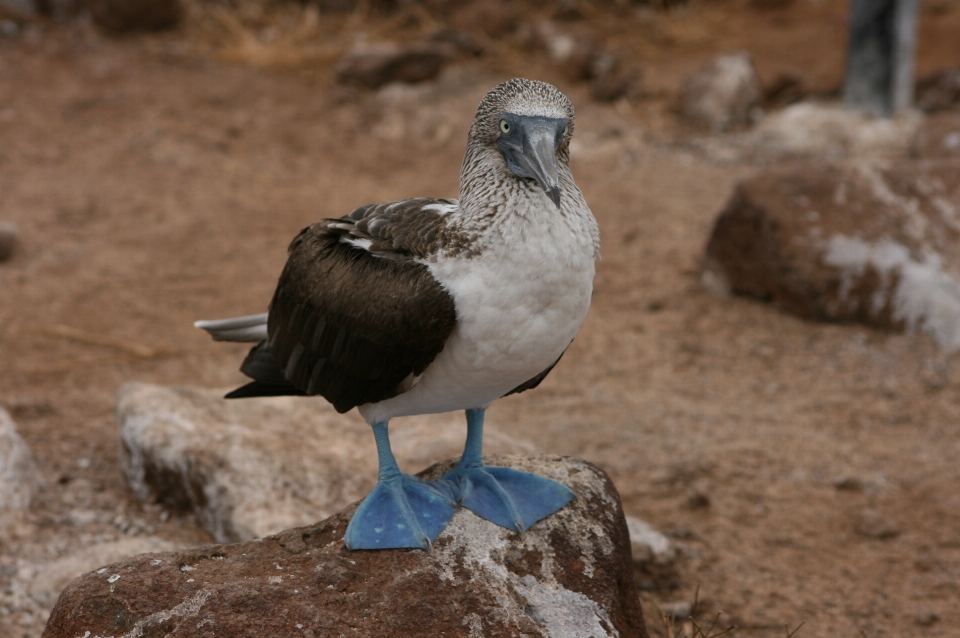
xmin=195 ymin=78 xmax=600 ymax=551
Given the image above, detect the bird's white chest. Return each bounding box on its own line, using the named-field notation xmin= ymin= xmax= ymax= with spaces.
xmin=435 ymin=216 xmax=595 ymax=375
xmin=359 ymin=203 xmax=597 ymax=424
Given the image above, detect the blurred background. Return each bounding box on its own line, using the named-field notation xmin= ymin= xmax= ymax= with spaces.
xmin=1 ymin=1 xmax=960 ymax=636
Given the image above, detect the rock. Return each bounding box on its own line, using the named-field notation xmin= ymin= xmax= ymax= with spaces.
xmin=834 ymin=475 xmax=864 ymax=492
xmin=534 ymin=22 xmax=600 ymax=84
xmin=450 ymin=0 xmax=517 ymax=39
xmin=626 ymin=516 xmax=680 ymax=591
xmin=915 ymin=607 xmax=939 ymax=626
xmin=532 ymin=22 xmax=635 ymax=102
xmin=659 ymin=601 xmax=692 ymax=619
xmin=34 ymin=0 xmax=82 ymax=21
xmin=856 ymin=510 xmax=900 ymax=540
xmin=43 ymin=456 xmax=649 ymax=638
xmin=702 ymin=160 xmax=960 ymax=352
xmin=0 ymin=405 xmax=44 ymax=515
xmin=118 ymin=383 xmax=537 ymax=543
xmin=0 ymin=221 xmax=18 ymax=262
xmin=22 ymin=537 xmax=179 ymax=609
xmin=429 ymin=28 xmax=484 ymax=57
xmin=762 ymin=72 xmax=806 ymax=109
xmin=334 ymin=42 xmax=453 ymax=89
xmin=0 ymin=0 xmax=35 ymax=18
xmin=679 ymin=52 xmax=761 ymax=132
xmin=743 ymin=101 xmax=921 ymax=160
xmin=916 ymin=67 xmax=960 ymax=113
xmin=911 ymin=111 xmax=960 ymax=159
xmin=88 ymin=0 xmax=182 ymax=32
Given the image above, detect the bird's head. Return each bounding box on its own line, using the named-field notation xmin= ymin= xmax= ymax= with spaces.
xmin=468 ymin=78 xmax=575 ymax=209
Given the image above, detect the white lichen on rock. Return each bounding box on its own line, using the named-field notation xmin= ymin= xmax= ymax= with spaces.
xmin=823 ymin=234 xmax=960 ymax=352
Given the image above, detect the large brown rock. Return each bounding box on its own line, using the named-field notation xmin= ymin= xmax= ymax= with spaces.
xmin=42 ymin=456 xmax=648 ymax=638
xmin=118 ymin=383 xmax=536 ymax=543
xmin=702 ymin=160 xmax=960 ymax=351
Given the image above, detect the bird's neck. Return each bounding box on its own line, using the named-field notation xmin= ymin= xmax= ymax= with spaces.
xmin=452 ymin=146 xmax=599 ymax=260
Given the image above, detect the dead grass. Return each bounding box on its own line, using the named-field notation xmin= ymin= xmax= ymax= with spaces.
xmin=183 ymin=0 xmax=342 ymax=67
xmin=653 ymin=587 xmax=805 ymax=638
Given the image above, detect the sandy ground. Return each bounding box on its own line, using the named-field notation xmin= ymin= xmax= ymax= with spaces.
xmin=2 ymin=1 xmax=960 ymax=637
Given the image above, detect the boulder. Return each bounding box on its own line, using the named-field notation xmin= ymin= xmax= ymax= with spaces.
xmin=334 ymin=42 xmax=453 ymax=89
xmin=702 ymin=160 xmax=960 ymax=352
xmin=118 ymin=383 xmax=537 ymax=543
xmin=679 ymin=52 xmax=761 ymax=132
xmin=0 ymin=405 xmax=44 ymax=515
xmin=43 ymin=456 xmax=649 ymax=638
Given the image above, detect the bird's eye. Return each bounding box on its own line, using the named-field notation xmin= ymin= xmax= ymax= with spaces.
xmin=499 ymin=120 xmax=511 ymax=134
xmin=562 ymin=123 xmax=569 ymax=136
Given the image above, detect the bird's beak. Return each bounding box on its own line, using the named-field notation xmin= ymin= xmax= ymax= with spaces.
xmin=498 ymin=116 xmax=565 ymax=209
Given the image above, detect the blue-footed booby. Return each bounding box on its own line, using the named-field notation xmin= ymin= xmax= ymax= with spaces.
xmin=195 ymin=78 xmax=600 ymax=550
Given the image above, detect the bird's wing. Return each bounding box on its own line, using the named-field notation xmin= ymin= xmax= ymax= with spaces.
xmin=326 ymin=197 xmax=460 ymax=260
xmin=252 ymin=198 xmax=459 ymax=413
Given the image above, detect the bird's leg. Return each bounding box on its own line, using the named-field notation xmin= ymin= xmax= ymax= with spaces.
xmin=344 ymin=421 xmax=457 ymax=550
xmin=439 ymin=408 xmax=574 ymax=533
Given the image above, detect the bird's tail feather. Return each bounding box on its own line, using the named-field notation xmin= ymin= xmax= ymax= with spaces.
xmin=194 ymin=313 xmax=268 ymax=342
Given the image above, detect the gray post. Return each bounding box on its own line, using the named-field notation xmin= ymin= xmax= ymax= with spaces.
xmin=843 ymin=0 xmax=920 ymax=117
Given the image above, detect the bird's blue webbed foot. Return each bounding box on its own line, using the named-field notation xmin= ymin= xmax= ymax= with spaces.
xmin=345 ymin=473 xmax=456 ymax=550
xmin=438 ymin=408 xmax=574 ymax=533
xmin=345 ymin=422 xmax=457 ymax=550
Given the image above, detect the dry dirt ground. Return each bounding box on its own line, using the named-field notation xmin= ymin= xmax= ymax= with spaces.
xmin=2 ymin=1 xmax=960 ymax=637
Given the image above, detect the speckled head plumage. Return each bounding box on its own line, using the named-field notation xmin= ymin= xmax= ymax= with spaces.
xmin=469 ymin=78 xmax=575 ymax=152
xmin=462 ymin=79 xmax=578 ymax=210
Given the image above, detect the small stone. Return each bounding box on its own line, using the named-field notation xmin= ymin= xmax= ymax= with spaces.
xmin=429 ymin=28 xmax=483 ymax=57
xmin=915 ymin=607 xmax=939 ymax=626
xmin=679 ymin=52 xmax=761 ymax=132
xmin=0 ymin=221 xmax=18 ymax=262
xmin=43 ymin=457 xmax=648 ymax=638
xmin=661 ymin=601 xmax=692 ymax=619
xmin=685 ymin=489 xmax=711 ymax=510
xmin=592 ymin=67 xmax=633 ymax=103
xmin=856 ymin=510 xmax=900 ymax=540
xmin=0 ymin=406 xmax=44 ymax=515
xmin=0 ymin=0 xmax=34 ymax=17
xmin=88 ymin=0 xmax=182 ymax=32
xmin=916 ymin=67 xmax=960 ymax=113
xmin=450 ymin=0 xmax=517 ymax=39
xmin=834 ymin=475 xmax=863 ymax=491
xmin=626 ymin=516 xmax=680 ymax=591
xmin=334 ymin=42 xmax=453 ymax=90
xmin=762 ymin=72 xmax=806 ymax=109
xmin=911 ymin=111 xmax=960 ymax=159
